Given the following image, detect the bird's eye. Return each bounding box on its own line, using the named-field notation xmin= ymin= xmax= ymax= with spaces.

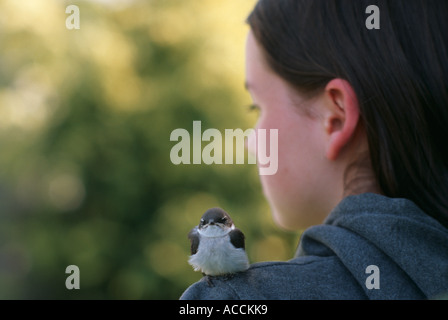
xmin=200 ymin=219 xmax=205 ymax=225
xmin=218 ymin=217 xmax=227 ymax=224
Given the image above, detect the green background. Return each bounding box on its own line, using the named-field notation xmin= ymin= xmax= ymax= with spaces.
xmin=0 ymin=0 xmax=300 ymax=299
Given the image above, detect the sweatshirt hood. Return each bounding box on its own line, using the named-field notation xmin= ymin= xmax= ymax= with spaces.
xmin=297 ymin=193 xmax=448 ymax=299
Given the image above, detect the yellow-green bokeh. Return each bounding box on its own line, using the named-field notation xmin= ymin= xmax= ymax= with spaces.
xmin=0 ymin=0 xmax=300 ymax=299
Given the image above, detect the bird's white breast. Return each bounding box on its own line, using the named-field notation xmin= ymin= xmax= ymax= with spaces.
xmin=189 ymin=227 xmax=249 ymax=276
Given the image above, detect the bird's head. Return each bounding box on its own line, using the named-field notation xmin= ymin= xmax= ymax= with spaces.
xmin=198 ymin=207 xmax=234 ymax=232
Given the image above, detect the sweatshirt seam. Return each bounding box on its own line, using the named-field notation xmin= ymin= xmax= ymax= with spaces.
xmin=248 ymin=257 xmax=332 ymax=270
xmin=222 ymin=256 xmax=342 ymax=299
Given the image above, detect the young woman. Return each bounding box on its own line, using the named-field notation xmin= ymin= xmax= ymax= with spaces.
xmin=180 ymin=0 xmax=448 ymax=299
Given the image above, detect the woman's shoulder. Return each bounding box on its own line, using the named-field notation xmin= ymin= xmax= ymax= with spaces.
xmin=181 ymin=193 xmax=448 ymax=300
xmin=180 ymin=255 xmax=365 ymax=300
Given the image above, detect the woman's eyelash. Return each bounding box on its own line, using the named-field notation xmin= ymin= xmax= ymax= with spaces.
xmin=248 ymin=104 xmax=260 ymax=112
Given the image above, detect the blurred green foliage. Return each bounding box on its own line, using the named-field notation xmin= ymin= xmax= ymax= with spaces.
xmin=0 ymin=0 xmax=300 ymax=299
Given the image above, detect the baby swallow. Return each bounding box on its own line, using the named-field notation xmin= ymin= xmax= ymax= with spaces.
xmin=188 ymin=207 xmax=249 ymax=276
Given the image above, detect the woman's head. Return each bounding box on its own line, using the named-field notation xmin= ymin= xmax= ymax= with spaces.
xmin=246 ymin=0 xmax=448 ymax=230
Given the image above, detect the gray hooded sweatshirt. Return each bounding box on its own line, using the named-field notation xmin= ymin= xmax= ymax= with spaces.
xmin=180 ymin=193 xmax=448 ymax=299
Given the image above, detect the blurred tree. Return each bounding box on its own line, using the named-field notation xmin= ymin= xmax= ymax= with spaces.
xmin=0 ymin=0 xmax=300 ymax=299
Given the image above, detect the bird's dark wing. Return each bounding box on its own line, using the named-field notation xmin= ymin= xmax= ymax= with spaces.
xmin=188 ymin=227 xmax=200 ymax=255
xmin=229 ymin=228 xmax=245 ymax=250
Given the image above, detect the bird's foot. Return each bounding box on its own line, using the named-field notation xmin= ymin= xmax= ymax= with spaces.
xmin=204 ymin=275 xmax=215 ymax=287
xmin=219 ymin=273 xmax=236 ymax=281
xmin=203 ymin=273 xmax=236 ymax=287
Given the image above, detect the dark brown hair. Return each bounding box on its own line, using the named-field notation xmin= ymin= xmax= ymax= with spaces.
xmin=247 ymin=0 xmax=448 ymax=228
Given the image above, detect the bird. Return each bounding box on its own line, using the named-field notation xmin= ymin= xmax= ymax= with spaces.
xmin=188 ymin=207 xmax=249 ymax=277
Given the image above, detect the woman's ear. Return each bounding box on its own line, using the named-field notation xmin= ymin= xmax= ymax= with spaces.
xmin=323 ymin=79 xmax=360 ymax=161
